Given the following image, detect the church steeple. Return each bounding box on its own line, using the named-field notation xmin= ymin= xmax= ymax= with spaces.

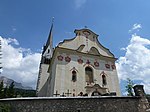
xmin=45 ymin=18 xmax=54 ymax=52
xmin=42 ymin=18 xmax=54 ymax=60
xmin=36 ymin=18 xmax=54 ymax=94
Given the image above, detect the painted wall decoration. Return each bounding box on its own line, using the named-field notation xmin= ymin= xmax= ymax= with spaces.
xmin=111 ymin=65 xmax=116 ymax=70
xmin=77 ymin=58 xmax=83 ymax=64
xmin=105 ymin=64 xmax=110 ymax=69
xmin=83 ymin=31 xmax=91 ymax=37
xmin=86 ymin=60 xmax=90 ymax=64
xmin=65 ymin=56 xmax=71 ymax=62
xmin=83 ymin=31 xmax=90 ymax=51
xmin=57 ymin=55 xmax=63 ymax=61
xmin=94 ymin=61 xmax=99 ymax=67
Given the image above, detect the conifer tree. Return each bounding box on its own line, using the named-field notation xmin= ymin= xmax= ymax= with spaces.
xmin=0 ymin=81 xmax=4 ymax=98
xmin=7 ymin=81 xmax=15 ymax=98
xmin=125 ymin=78 xmax=134 ymax=96
xmin=4 ymin=86 xmax=8 ymax=98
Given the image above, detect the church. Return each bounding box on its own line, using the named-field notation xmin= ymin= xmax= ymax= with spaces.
xmin=36 ymin=24 xmax=121 ymax=97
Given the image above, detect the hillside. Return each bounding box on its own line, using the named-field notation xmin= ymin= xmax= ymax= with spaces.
xmin=0 ymin=76 xmax=33 ymax=90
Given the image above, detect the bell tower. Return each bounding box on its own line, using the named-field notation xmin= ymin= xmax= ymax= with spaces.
xmin=36 ymin=19 xmax=54 ymax=96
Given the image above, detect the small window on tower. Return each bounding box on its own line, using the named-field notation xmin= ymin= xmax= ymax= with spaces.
xmin=48 ymin=49 xmax=50 ymax=53
xmin=72 ymin=71 xmax=77 ymax=82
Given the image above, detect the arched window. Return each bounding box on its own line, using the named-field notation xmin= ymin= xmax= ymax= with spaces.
xmin=102 ymin=75 xmax=107 ymax=86
xmin=72 ymin=71 xmax=77 ymax=82
xmin=85 ymin=67 xmax=93 ymax=83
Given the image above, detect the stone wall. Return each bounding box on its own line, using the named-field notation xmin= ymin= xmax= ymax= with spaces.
xmin=0 ymin=85 xmax=149 ymax=112
xmin=0 ymin=96 xmax=141 ymax=112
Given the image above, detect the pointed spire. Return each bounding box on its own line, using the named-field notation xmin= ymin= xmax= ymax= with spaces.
xmin=45 ymin=17 xmax=54 ymax=49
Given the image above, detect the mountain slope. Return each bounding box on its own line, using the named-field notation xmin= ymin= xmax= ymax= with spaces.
xmin=0 ymin=76 xmax=33 ymax=90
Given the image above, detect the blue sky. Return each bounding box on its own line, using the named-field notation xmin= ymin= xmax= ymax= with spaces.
xmin=0 ymin=0 xmax=150 ymax=94
xmin=1 ymin=0 xmax=150 ymax=56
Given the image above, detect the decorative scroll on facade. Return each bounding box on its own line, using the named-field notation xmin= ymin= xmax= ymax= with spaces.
xmin=65 ymin=56 xmax=71 ymax=62
xmin=57 ymin=55 xmax=63 ymax=61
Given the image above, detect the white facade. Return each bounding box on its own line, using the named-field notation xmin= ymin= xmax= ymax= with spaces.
xmin=37 ymin=28 xmax=121 ymax=97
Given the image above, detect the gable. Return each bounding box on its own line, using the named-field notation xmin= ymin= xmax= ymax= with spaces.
xmin=58 ymin=29 xmax=114 ymax=58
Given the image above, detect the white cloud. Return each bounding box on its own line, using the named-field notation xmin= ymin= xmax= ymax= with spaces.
xmin=116 ymin=34 xmax=150 ymax=93
xmin=0 ymin=36 xmax=41 ymax=89
xmin=5 ymin=38 xmax=19 ymax=45
xmin=132 ymin=23 xmax=142 ymax=30
xmin=74 ymin=0 xmax=87 ymax=9
xmin=129 ymin=23 xmax=142 ymax=33
xmin=140 ymin=82 xmax=150 ymax=93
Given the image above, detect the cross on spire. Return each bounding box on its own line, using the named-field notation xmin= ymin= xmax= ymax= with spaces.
xmin=53 ymin=90 xmax=60 ymax=97
xmin=65 ymin=89 xmax=72 ymax=97
xmin=52 ymin=17 xmax=54 ymax=23
xmin=84 ymin=26 xmax=88 ymax=29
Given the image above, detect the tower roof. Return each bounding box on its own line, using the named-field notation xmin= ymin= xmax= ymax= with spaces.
xmin=45 ymin=20 xmax=53 ymax=50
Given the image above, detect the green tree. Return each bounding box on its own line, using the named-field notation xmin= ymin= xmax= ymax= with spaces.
xmin=7 ymin=81 xmax=15 ymax=98
xmin=4 ymin=86 xmax=8 ymax=98
xmin=0 ymin=81 xmax=4 ymax=98
xmin=125 ymin=78 xmax=134 ymax=96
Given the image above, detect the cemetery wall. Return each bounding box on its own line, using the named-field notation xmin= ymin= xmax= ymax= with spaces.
xmin=0 ymin=96 xmax=142 ymax=112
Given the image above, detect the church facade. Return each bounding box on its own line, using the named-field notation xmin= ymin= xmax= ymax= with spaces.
xmin=36 ymin=26 xmax=121 ymax=97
